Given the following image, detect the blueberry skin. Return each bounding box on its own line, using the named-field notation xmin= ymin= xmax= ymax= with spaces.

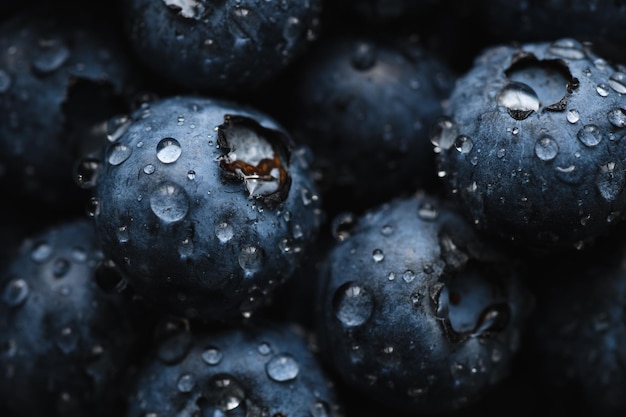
xmin=91 ymin=95 xmax=323 ymax=321
xmin=315 ymin=192 xmax=533 ymax=414
xmin=122 ymin=0 xmax=322 ymax=96
xmin=126 ymin=318 xmax=341 ymax=417
xmin=523 ymin=233 xmax=626 ymax=417
xmin=434 ymin=38 xmax=626 ymax=253
xmin=0 ymin=4 xmax=140 ymax=208
xmin=286 ymin=34 xmax=455 ymax=214
xmin=0 ymin=219 xmax=137 ymax=417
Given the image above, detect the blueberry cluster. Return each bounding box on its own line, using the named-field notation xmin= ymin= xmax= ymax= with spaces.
xmin=2 ymin=1 xmax=626 ymax=417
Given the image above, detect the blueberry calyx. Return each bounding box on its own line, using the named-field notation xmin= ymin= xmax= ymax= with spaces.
xmin=217 ymin=114 xmax=292 ymax=205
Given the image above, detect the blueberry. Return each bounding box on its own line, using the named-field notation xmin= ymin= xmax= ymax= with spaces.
xmin=315 ymin=191 xmax=533 ymax=414
xmin=89 ymin=95 xmax=324 ymax=321
xmin=126 ymin=317 xmax=342 ymax=417
xmin=0 ymin=3 xmax=142 ymax=209
xmin=433 ymin=38 xmax=626 ymax=254
xmin=284 ymin=33 xmax=455 ymax=215
xmin=0 ymin=219 xmax=137 ymax=417
xmin=122 ymin=0 xmax=322 ymax=96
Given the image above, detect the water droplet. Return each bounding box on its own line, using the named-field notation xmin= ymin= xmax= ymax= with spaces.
xmin=75 ymin=158 xmax=101 ymax=189
xmin=547 ymin=38 xmax=586 ymax=60
xmin=204 ymin=374 xmax=246 ymax=411
xmin=187 ymin=170 xmax=196 ymax=180
xmin=497 ymin=82 xmax=540 ymax=120
xmin=534 ymin=136 xmax=559 ymax=161
xmin=2 ymin=279 xmax=29 ymax=307
xmin=417 ymin=201 xmax=439 ymax=221
xmin=402 ymin=270 xmax=416 ymax=283
xmin=454 ymin=135 xmax=473 ymax=153
xmin=177 ymin=373 xmax=196 ymax=392
xmin=380 ymin=224 xmax=393 ymax=236
xmin=372 ymin=249 xmax=384 ymax=263
xmin=106 ymin=115 xmax=131 ymax=142
xmin=266 ymin=353 xmax=299 ymax=382
xmin=150 ymin=182 xmax=189 ymax=222
xmin=215 ymin=222 xmax=234 ymax=243
xmin=143 ymin=164 xmax=155 ymax=175
xmin=608 ymin=72 xmax=626 ymax=94
xmin=156 ymin=137 xmax=182 ymax=163
xmin=577 ymin=125 xmax=603 ymax=147
xmin=178 ymin=238 xmax=194 ymax=259
xmin=331 ymin=212 xmax=355 ymax=242
xmin=32 ymin=39 xmax=70 ymax=74
xmin=596 ymin=83 xmax=610 ymax=97
xmin=333 ymin=282 xmax=374 ymax=327
xmin=202 ymin=347 xmax=223 ymax=365
xmin=258 ymin=342 xmax=271 ymax=355
xmin=238 ymin=245 xmax=266 ymax=274
xmin=52 ymin=258 xmax=70 ymax=278
xmin=55 ymin=326 xmax=79 ymax=354
xmin=310 ymin=401 xmax=331 ymax=417
xmin=87 ymin=197 xmax=100 ymax=217
xmin=430 ymin=117 xmax=458 ymax=151
xmin=282 ymin=16 xmax=304 ymax=47
xmin=157 ymin=332 xmax=193 ymax=364
xmin=31 ymin=242 xmax=53 ymax=263
xmin=472 ymin=304 xmax=511 ymax=336
xmin=0 ymin=70 xmax=11 ymax=93
xmin=107 ymin=143 xmax=132 ymax=166
xmin=351 ymin=41 xmax=376 ymax=70
xmin=596 ymin=161 xmax=625 ymax=202
xmin=608 ymin=108 xmax=626 ymax=128
xmin=566 ymin=109 xmax=580 ymax=123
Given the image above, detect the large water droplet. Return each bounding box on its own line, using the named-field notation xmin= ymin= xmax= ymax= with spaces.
xmin=150 ymin=182 xmax=189 ymax=222
xmin=156 ymin=137 xmax=182 ymax=164
xmin=497 ymin=82 xmax=540 ymax=120
xmin=566 ymin=109 xmax=580 ymax=123
xmin=577 ymin=125 xmax=603 ymax=147
xmin=608 ymin=108 xmax=626 ymax=128
xmin=333 ymin=282 xmax=374 ymax=327
xmin=2 ymin=279 xmax=29 ymax=307
xmin=106 ymin=143 xmax=132 ymax=166
xmin=534 ymin=136 xmax=559 ymax=161
xmin=430 ymin=117 xmax=458 ymax=151
xmin=608 ymin=72 xmax=626 ymax=94
xmin=266 ymin=353 xmax=300 ymax=382
xmin=454 ymin=135 xmax=473 ymax=153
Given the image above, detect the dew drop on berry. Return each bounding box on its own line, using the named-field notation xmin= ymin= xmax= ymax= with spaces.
xmin=204 ymin=374 xmax=245 ymax=411
xmin=534 ymin=136 xmax=559 ymax=161
xmin=596 ymin=83 xmax=610 ymax=97
xmin=497 ymin=82 xmax=540 ymax=120
xmin=372 ymin=249 xmax=384 ymax=263
xmin=417 ymin=201 xmax=439 ymax=221
xmin=333 ymin=282 xmax=374 ymax=327
xmin=566 ymin=109 xmax=580 ymax=123
xmin=310 ymin=401 xmax=332 ymax=417
xmin=31 ymin=241 xmax=53 ymax=263
xmin=608 ymin=72 xmax=626 ymax=94
xmin=55 ymin=326 xmax=79 ymax=354
xmin=454 ymin=135 xmax=473 ymax=153
xmin=238 ymin=245 xmax=266 ymax=274
xmin=608 ymin=108 xmax=626 ymax=128
xmin=107 ymin=143 xmax=133 ymax=166
xmin=380 ymin=224 xmax=393 ymax=236
xmin=351 ymin=41 xmax=376 ymax=70
xmin=143 ymin=164 xmax=155 ymax=175
xmin=596 ymin=161 xmax=625 ymax=202
xmin=0 ymin=69 xmax=11 ymax=93
xmin=106 ymin=115 xmax=131 ymax=142
xmin=52 ymin=258 xmax=70 ymax=278
xmin=177 ymin=373 xmax=196 ymax=392
xmin=430 ymin=116 xmax=458 ymax=151
xmin=32 ymin=39 xmax=70 ymax=74
xmin=215 ymin=222 xmax=234 ymax=243
xmin=257 ymin=342 xmax=271 ymax=355
xmin=266 ymin=353 xmax=300 ymax=382
xmin=402 ymin=270 xmax=416 ymax=283
xmin=74 ymin=157 xmax=101 ymax=189
xmin=156 ymin=137 xmax=182 ymax=164
xmin=547 ymin=38 xmax=586 ymax=60
xmin=2 ymin=279 xmax=29 ymax=307
xmin=149 ymin=182 xmax=189 ymax=222
xmin=331 ymin=212 xmax=355 ymax=242
xmin=577 ymin=125 xmax=603 ymax=147
xmin=202 ymin=346 xmax=223 ymax=365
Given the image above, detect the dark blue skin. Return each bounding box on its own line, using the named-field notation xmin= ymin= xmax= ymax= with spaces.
xmin=0 ymin=219 xmax=137 ymax=417
xmin=0 ymin=3 xmax=142 ymax=209
xmin=315 ymin=192 xmax=534 ymax=415
xmin=522 ymin=230 xmax=626 ymax=417
xmin=122 ymin=0 xmax=322 ymax=97
xmin=90 ymin=95 xmax=324 ymax=321
xmin=126 ymin=318 xmax=342 ymax=417
xmin=284 ymin=33 xmax=455 ymax=215
xmin=434 ymin=38 xmax=626 ymax=254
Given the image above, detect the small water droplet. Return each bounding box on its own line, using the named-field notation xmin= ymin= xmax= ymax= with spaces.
xmin=187 ymin=170 xmax=196 ymax=180
xmin=52 ymin=258 xmax=70 ymax=278
xmin=177 ymin=373 xmax=196 ymax=392
xmin=31 ymin=242 xmax=53 ymax=263
xmin=547 ymin=38 xmax=586 ymax=59
xmin=107 ymin=143 xmax=132 ymax=166
xmin=2 ymin=279 xmax=29 ymax=307
xmin=143 ymin=164 xmax=155 ymax=175
xmin=74 ymin=157 xmax=101 ymax=189
xmin=32 ymin=39 xmax=70 ymax=74
xmin=149 ymin=182 xmax=189 ymax=223
xmin=266 ymin=353 xmax=299 ymax=382
xmin=380 ymin=224 xmax=393 ymax=236
xmin=215 ymin=222 xmax=234 ymax=243
xmin=566 ymin=109 xmax=580 ymax=123
xmin=430 ymin=117 xmax=458 ymax=151
xmin=310 ymin=401 xmax=331 ymax=417
xmin=202 ymin=347 xmax=223 ymax=365
xmin=534 ymin=136 xmax=559 ymax=161
xmin=331 ymin=212 xmax=355 ymax=242
xmin=454 ymin=135 xmax=473 ymax=153
xmin=577 ymin=125 xmax=603 ymax=147
xmin=55 ymin=326 xmax=79 ymax=354
xmin=596 ymin=161 xmax=625 ymax=202
xmin=402 ymin=270 xmax=416 ymax=283
xmin=238 ymin=246 xmax=266 ymax=274
xmin=205 ymin=374 xmax=246 ymax=411
xmin=596 ymin=83 xmax=610 ymax=97
xmin=333 ymin=282 xmax=374 ymax=327
xmin=351 ymin=42 xmax=376 ymax=70
xmin=258 ymin=342 xmax=271 ymax=355
xmin=106 ymin=115 xmax=131 ymax=142
xmin=372 ymin=249 xmax=384 ymax=263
